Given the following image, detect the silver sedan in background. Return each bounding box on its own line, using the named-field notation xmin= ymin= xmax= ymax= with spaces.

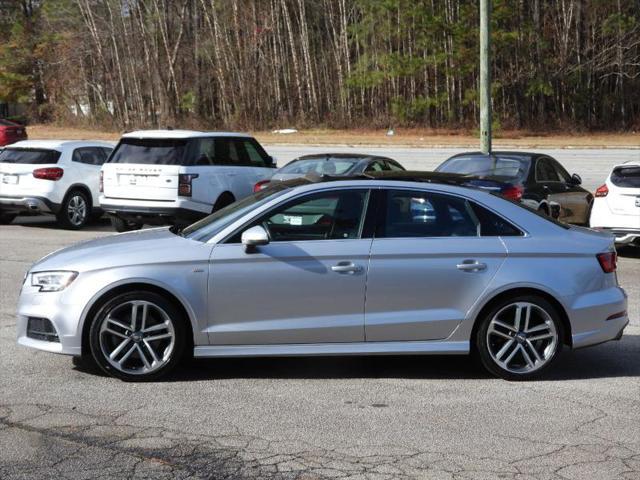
xmin=16 ymin=174 xmax=628 ymax=381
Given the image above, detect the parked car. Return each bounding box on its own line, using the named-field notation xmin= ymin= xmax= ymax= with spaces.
xmin=590 ymin=161 xmax=640 ymax=247
xmin=100 ymin=130 xmax=276 ymax=231
xmin=0 ymin=119 xmax=27 ymax=146
xmin=17 ymin=173 xmax=627 ymax=381
xmin=436 ymin=151 xmax=593 ymax=225
xmin=254 ymin=153 xmax=405 ymax=191
xmin=0 ymin=140 xmax=114 ymax=228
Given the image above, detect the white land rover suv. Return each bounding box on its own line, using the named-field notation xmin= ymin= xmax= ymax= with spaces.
xmin=100 ymin=130 xmax=276 ymax=231
xmin=0 ymin=140 xmax=114 ymax=229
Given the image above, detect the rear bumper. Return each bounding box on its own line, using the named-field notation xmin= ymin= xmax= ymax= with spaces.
xmin=592 ymin=227 xmax=640 ymax=246
xmin=101 ymin=202 xmax=206 ymax=225
xmin=0 ymin=195 xmax=60 ymax=214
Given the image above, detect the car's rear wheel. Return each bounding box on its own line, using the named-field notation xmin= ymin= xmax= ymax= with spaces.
xmin=110 ymin=216 xmax=143 ymax=233
xmin=89 ymin=291 xmax=187 ymax=381
xmin=475 ymin=295 xmax=563 ymax=380
xmin=0 ymin=212 xmax=17 ymax=224
xmin=57 ymin=190 xmax=90 ymax=229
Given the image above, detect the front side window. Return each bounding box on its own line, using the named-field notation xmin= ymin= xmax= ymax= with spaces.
xmin=0 ymin=148 xmax=61 ymax=164
xmin=380 ymin=190 xmax=479 ymax=238
xmin=245 ymin=189 xmax=369 ymax=242
xmin=535 ymin=158 xmax=560 ymax=182
xmin=386 ymin=161 xmax=404 ymax=171
xmin=108 ymin=138 xmax=187 ymax=165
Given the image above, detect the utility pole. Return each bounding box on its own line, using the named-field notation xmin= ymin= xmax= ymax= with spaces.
xmin=480 ymin=0 xmax=492 ymax=154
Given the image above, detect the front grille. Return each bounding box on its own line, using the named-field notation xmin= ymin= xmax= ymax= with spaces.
xmin=27 ymin=317 xmax=59 ymax=342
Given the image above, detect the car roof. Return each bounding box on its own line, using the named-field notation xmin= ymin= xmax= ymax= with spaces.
xmin=292 ymin=153 xmax=395 ymax=162
xmin=447 ymin=151 xmax=538 ymax=159
xmin=613 ymin=160 xmax=640 ymax=169
xmin=5 ymin=140 xmax=114 ymax=151
xmin=121 ymin=129 xmax=252 ymax=139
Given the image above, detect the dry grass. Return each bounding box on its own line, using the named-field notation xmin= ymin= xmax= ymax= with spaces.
xmin=27 ymin=124 xmax=640 ymax=148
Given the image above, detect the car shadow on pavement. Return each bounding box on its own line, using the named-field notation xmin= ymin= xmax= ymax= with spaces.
xmin=69 ymin=333 xmax=640 ymax=382
xmin=10 ymin=215 xmax=115 ymax=232
xmin=617 ymin=246 xmax=640 ymax=259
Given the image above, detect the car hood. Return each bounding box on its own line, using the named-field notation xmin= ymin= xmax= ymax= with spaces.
xmin=31 ymin=228 xmax=210 ymax=273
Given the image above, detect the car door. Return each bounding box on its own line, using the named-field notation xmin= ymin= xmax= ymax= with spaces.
xmin=208 ymin=188 xmax=372 ymax=345
xmin=365 ymin=189 xmax=508 ymax=342
xmin=547 ymin=157 xmax=591 ymax=224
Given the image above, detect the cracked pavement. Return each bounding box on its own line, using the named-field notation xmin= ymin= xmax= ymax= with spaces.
xmin=1 ymin=148 xmax=639 ymax=479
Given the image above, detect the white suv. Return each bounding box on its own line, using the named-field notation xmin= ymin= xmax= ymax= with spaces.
xmin=590 ymin=161 xmax=640 ymax=247
xmin=0 ymin=140 xmax=114 ymax=229
xmin=100 ymin=130 xmax=276 ymax=231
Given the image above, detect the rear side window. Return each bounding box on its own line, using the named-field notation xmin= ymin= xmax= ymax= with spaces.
xmin=0 ymin=148 xmax=61 ymax=164
xmin=108 ymin=138 xmax=187 ymax=165
xmin=611 ymin=166 xmax=640 ymax=188
xmin=380 ymin=190 xmax=479 ymax=238
xmin=469 ymin=202 xmax=523 ymax=236
xmin=72 ymin=147 xmax=107 ymax=166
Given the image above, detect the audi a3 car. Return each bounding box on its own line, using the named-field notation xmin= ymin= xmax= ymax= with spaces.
xmin=590 ymin=162 xmax=640 ymax=247
xmin=100 ymin=130 xmax=276 ymax=232
xmin=0 ymin=140 xmax=114 ymax=228
xmin=254 ymin=153 xmax=405 ymax=191
xmin=17 ymin=173 xmax=627 ymax=381
xmin=436 ymin=152 xmax=593 ymax=224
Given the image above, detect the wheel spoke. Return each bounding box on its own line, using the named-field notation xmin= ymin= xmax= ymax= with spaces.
xmin=488 ymin=327 xmax=512 ymax=341
xmin=109 ymin=338 xmax=131 ymax=360
xmin=140 ymin=303 xmax=149 ymax=331
xmin=142 ymin=322 xmax=169 ymax=333
xmin=136 ymin=344 xmax=152 ymax=370
xmin=142 ymin=340 xmax=160 ymax=363
xmin=104 ymin=328 xmax=128 ymax=339
xmin=146 ymin=333 xmax=172 ymax=342
xmin=525 ymin=340 xmax=543 ymax=362
xmin=526 ymin=323 xmax=551 ymax=334
xmin=107 ymin=317 xmax=130 ymax=332
xmin=528 ymin=332 xmax=554 ymax=342
xmin=495 ymin=339 xmax=515 ymax=361
xmin=520 ymin=344 xmax=535 ymax=368
xmin=130 ymin=303 xmax=139 ymax=330
xmin=118 ymin=344 xmax=137 ymax=366
xmin=503 ymin=343 xmax=520 ymax=366
xmin=513 ymin=305 xmax=524 ymax=331
xmin=492 ymin=319 xmax=517 ymax=332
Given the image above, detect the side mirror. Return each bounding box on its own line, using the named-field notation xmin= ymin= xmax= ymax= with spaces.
xmin=570 ymin=173 xmax=582 ymax=185
xmin=269 ymin=156 xmax=278 ymax=168
xmin=241 ymin=225 xmax=269 ymax=252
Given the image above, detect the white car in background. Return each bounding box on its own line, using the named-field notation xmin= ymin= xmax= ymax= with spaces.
xmin=590 ymin=161 xmax=640 ymax=247
xmin=100 ymin=130 xmax=276 ymax=231
xmin=0 ymin=140 xmax=114 ymax=229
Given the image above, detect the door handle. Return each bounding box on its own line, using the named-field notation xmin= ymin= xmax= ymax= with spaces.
xmin=456 ymin=260 xmax=487 ymax=272
xmin=331 ymin=262 xmax=362 ymax=274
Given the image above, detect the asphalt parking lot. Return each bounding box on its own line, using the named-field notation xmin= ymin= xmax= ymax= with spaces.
xmin=1 ymin=147 xmax=639 ymax=479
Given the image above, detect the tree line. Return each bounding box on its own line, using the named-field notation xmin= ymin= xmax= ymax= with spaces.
xmin=1 ymin=0 xmax=639 ymax=131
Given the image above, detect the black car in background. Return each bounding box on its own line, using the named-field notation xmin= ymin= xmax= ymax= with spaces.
xmin=435 ymin=151 xmax=593 ymax=225
xmin=254 ymin=153 xmax=405 ymax=191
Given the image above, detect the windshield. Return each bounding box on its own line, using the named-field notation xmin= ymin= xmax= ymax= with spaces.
xmin=437 ymin=155 xmax=530 ymax=181
xmin=279 ymin=157 xmax=359 ymax=176
xmin=108 ymin=138 xmax=188 ymax=165
xmin=0 ymin=148 xmax=61 ymax=164
xmin=611 ymin=166 xmax=640 ymax=188
xmin=181 ymin=182 xmax=298 ymax=242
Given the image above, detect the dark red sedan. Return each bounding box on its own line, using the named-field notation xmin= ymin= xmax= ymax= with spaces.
xmin=0 ymin=120 xmax=28 ymax=146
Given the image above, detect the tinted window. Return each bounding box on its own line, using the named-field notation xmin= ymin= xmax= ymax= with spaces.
xmin=550 ymin=159 xmax=571 ymax=182
xmin=611 ymin=166 xmax=640 ymax=188
xmin=108 ymin=138 xmax=187 ymax=165
xmin=0 ymin=148 xmax=61 ymax=164
xmin=242 ymin=140 xmax=269 ymax=167
xmin=386 ymin=160 xmax=404 ymax=171
xmin=258 ymin=190 xmax=368 ymax=242
xmin=535 ymin=158 xmax=561 ymax=182
xmin=364 ymin=160 xmax=387 ymax=172
xmin=191 ymin=138 xmax=216 ymax=165
xmin=469 ymin=202 xmax=522 ymax=236
xmin=380 ymin=190 xmax=479 ymax=238
xmin=72 ymin=147 xmax=106 ymax=165
xmin=279 ymin=157 xmax=359 ymax=176
xmin=437 ymin=155 xmax=530 ymax=181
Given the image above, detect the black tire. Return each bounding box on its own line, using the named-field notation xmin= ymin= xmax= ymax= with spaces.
xmin=475 ymin=295 xmax=564 ymax=381
xmin=88 ymin=291 xmax=187 ymax=381
xmin=57 ymin=190 xmax=90 ymax=229
xmin=212 ymin=192 xmax=235 ymax=213
xmin=110 ymin=216 xmax=142 ymax=233
xmin=0 ymin=212 xmax=17 ymax=225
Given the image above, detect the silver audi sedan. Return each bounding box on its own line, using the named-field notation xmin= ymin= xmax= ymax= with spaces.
xmin=17 ymin=174 xmax=628 ymax=381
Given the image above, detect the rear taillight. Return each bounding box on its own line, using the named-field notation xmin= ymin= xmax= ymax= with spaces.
xmin=99 ymin=171 xmax=104 ymax=192
xmin=178 ymin=173 xmax=198 ymax=197
xmin=502 ymin=184 xmax=524 ymax=202
xmin=254 ymin=180 xmax=271 ymax=192
xmin=33 ymin=167 xmax=64 ymax=181
xmin=594 ymin=184 xmax=609 ymax=197
xmin=596 ymin=252 xmax=617 ymax=273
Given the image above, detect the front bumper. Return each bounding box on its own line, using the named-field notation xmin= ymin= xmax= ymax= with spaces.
xmin=0 ymin=195 xmax=60 ymax=214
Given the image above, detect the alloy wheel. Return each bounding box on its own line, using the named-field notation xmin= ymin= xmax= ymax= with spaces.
xmin=98 ymin=300 xmax=176 ymax=375
xmin=67 ymin=194 xmax=87 ymax=226
xmin=486 ymin=302 xmax=558 ymax=374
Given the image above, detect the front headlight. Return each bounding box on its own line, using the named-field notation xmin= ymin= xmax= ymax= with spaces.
xmin=31 ymin=271 xmax=78 ymax=292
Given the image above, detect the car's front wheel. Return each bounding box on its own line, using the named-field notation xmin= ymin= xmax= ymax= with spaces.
xmin=475 ymin=295 xmax=564 ymax=380
xmin=89 ymin=291 xmax=187 ymax=381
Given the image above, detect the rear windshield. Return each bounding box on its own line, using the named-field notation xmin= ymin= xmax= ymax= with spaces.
xmin=437 ymin=155 xmax=531 ymax=181
xmin=611 ymin=166 xmax=640 ymax=188
xmin=0 ymin=148 xmax=61 ymax=164
xmin=108 ymin=138 xmax=187 ymax=165
xmin=280 ymin=157 xmax=359 ymax=176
